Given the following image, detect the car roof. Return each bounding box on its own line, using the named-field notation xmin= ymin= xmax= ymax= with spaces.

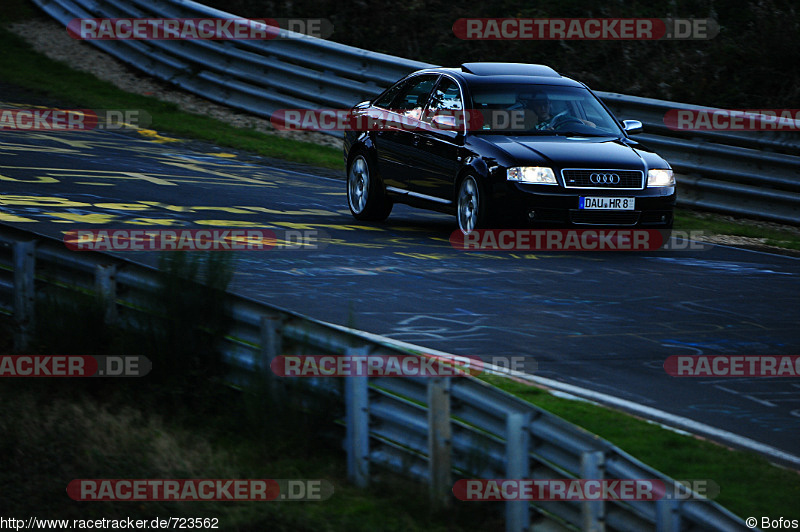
xmin=460 ymin=62 xmax=560 ymax=76
xmin=418 ymin=62 xmax=585 ymax=88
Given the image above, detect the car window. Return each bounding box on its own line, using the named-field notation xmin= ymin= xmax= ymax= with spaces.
xmin=426 ymin=78 xmax=463 ymax=114
xmin=421 ymin=77 xmax=463 ymax=127
xmin=373 ymin=80 xmax=408 ymax=109
xmin=392 ymin=75 xmax=439 ymax=119
xmin=581 ymin=101 xmax=607 ymax=124
xmin=468 ymin=84 xmax=623 ymax=135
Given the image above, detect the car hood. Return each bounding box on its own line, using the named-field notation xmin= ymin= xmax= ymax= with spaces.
xmin=488 ymin=135 xmax=650 ymax=169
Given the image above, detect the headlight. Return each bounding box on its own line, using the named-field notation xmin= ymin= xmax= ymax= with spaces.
xmin=647 ymin=169 xmax=675 ymax=187
xmin=507 ymin=167 xmax=558 ymax=185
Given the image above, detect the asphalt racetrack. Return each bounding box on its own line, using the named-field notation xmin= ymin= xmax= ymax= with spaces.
xmin=1 ymin=122 xmax=798 ymax=464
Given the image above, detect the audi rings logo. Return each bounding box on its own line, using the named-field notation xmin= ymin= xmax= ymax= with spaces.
xmin=589 ymin=173 xmax=621 ymax=184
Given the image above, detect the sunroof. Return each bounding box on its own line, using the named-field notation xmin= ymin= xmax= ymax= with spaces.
xmin=460 ymin=63 xmax=561 ymax=77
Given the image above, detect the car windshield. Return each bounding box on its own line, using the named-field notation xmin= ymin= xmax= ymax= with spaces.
xmin=467 ymin=83 xmax=623 ymax=136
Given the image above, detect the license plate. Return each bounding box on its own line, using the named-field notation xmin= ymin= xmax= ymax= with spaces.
xmin=579 ymin=197 xmax=635 ymax=210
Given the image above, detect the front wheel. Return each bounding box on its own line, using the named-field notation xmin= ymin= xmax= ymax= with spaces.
xmin=457 ymin=175 xmax=489 ymax=234
xmin=347 ymin=154 xmax=392 ymax=221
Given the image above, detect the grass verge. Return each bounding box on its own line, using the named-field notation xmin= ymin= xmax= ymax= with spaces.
xmin=479 ymin=374 xmax=800 ymax=521
xmin=0 ymin=373 xmax=499 ymax=531
xmin=675 ymin=208 xmax=800 ymax=251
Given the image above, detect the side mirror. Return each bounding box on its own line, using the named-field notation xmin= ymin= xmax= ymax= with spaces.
xmin=432 ymin=114 xmax=458 ymax=130
xmin=622 ymin=120 xmax=643 ymax=135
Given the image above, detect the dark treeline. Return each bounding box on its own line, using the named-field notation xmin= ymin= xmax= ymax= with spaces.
xmin=202 ymin=0 xmax=799 ymax=108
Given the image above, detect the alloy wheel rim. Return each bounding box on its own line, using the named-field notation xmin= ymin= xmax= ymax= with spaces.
xmin=458 ymin=177 xmax=478 ymax=234
xmin=348 ymin=157 xmax=369 ymax=213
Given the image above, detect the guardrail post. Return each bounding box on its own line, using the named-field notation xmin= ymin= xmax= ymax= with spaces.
xmin=260 ymin=316 xmax=284 ymax=400
xmin=13 ymin=240 xmax=36 ymax=352
xmin=260 ymin=316 xmax=283 ymax=365
xmin=580 ymin=451 xmax=606 ymax=532
xmin=94 ymin=264 xmax=117 ymax=325
xmin=427 ymin=376 xmax=451 ymax=507
xmin=345 ymin=347 xmax=370 ymax=488
xmin=656 ymin=498 xmax=680 ymax=532
xmin=505 ymin=410 xmax=531 ymax=532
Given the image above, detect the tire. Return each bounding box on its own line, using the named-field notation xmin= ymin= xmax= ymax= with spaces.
xmin=347 ymin=153 xmax=392 ymax=221
xmin=456 ymin=174 xmax=490 ymax=234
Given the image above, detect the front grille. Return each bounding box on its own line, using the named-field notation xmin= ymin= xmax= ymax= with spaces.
xmin=562 ymin=169 xmax=644 ymax=189
xmin=569 ymin=210 xmax=641 ymax=225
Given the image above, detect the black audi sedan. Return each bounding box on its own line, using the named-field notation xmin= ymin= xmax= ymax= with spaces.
xmin=344 ymin=62 xmax=676 ymax=233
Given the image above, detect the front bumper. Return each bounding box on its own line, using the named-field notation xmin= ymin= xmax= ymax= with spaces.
xmin=492 ymin=181 xmax=676 ymax=227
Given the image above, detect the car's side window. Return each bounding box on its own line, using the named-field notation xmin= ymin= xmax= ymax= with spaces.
xmin=373 ymin=80 xmax=408 ymax=109
xmin=421 ymin=77 xmax=465 ymax=131
xmin=392 ymin=75 xmax=439 ymax=119
xmin=426 ymin=78 xmax=463 ymax=116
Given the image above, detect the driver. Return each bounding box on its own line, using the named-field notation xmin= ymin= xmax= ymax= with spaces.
xmin=527 ymin=94 xmax=595 ymax=130
xmin=529 ymin=94 xmax=555 ymax=130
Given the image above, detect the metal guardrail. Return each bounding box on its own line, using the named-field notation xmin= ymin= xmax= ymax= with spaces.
xmin=0 ymin=224 xmax=756 ymax=531
xmin=33 ymin=0 xmax=430 ymax=117
xmin=30 ymin=1 xmax=800 ymax=227
xmin=597 ymin=93 xmax=800 ymax=224
xmin=31 ymin=0 xmax=800 ymax=225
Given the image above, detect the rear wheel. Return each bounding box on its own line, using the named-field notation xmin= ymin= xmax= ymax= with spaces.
xmin=347 ymin=154 xmax=392 ymax=221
